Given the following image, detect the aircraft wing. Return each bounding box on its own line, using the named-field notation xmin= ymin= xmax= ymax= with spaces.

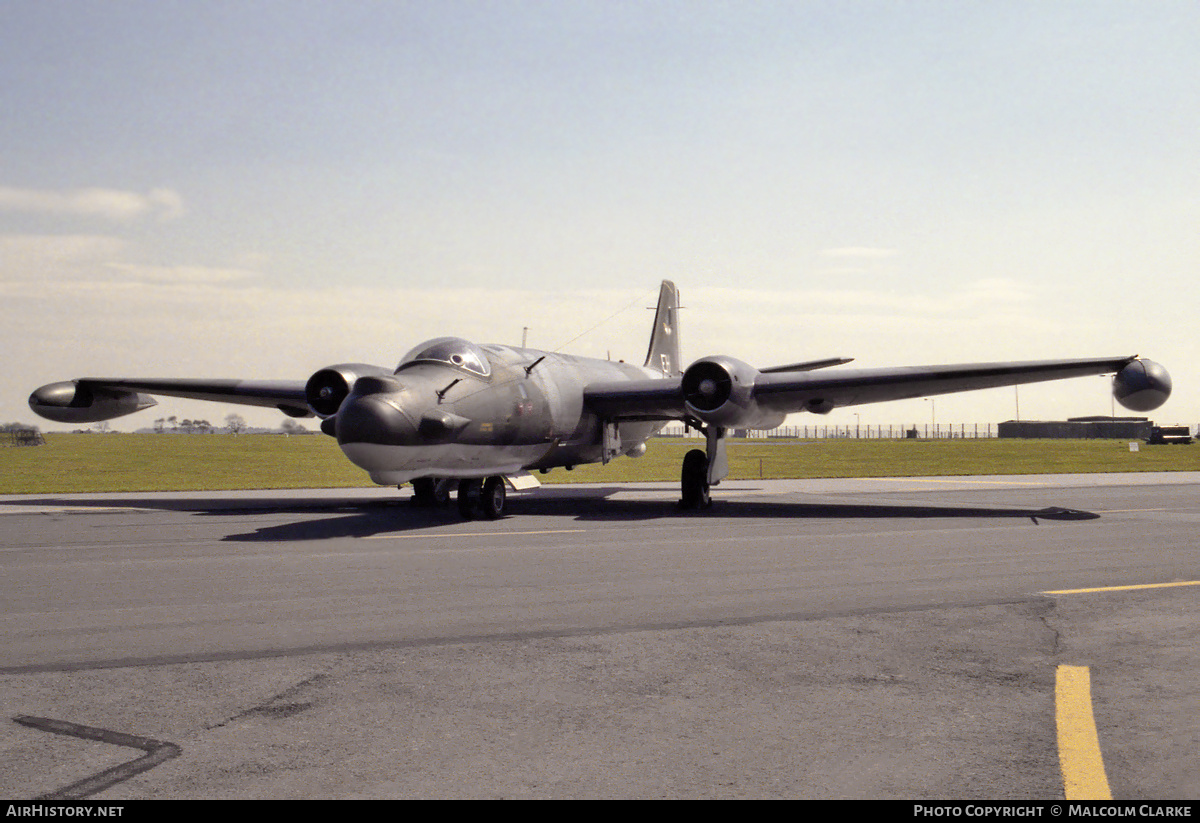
xmin=751 ymin=356 xmax=1136 ymax=413
xmin=29 ymin=377 xmax=311 ymax=423
xmin=584 ymin=355 xmax=1162 ymax=424
xmin=582 ymin=377 xmax=685 ymax=420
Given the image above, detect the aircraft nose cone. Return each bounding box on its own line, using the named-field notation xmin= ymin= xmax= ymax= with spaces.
xmin=335 ymin=394 xmax=417 ymax=446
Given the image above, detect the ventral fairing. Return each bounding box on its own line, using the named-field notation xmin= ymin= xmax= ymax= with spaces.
xmin=30 ymin=281 xmax=1172 ymax=518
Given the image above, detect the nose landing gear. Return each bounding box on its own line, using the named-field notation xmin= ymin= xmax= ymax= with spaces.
xmin=410 ymin=476 xmax=507 ymax=519
xmin=410 ymin=477 xmax=452 ymax=507
xmin=456 ymin=476 xmax=507 ymax=520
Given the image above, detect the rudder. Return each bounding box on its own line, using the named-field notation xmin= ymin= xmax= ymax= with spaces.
xmin=644 ymin=280 xmax=681 ymax=377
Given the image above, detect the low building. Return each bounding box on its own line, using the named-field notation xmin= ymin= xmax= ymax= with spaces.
xmin=997 ymin=416 xmax=1152 ymax=439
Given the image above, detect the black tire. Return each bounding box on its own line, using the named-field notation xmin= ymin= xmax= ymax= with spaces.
xmin=679 ymin=448 xmax=711 ymax=510
xmin=412 ymin=477 xmax=433 ymax=504
xmin=481 ymin=476 xmax=507 ymax=520
xmin=457 ymin=479 xmax=483 ymax=519
xmin=412 ymin=477 xmax=450 ymax=507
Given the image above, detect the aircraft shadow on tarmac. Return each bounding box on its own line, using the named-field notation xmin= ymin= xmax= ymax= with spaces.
xmin=1 ymin=490 xmax=1100 ymax=543
xmin=220 ymin=492 xmax=1099 ymax=542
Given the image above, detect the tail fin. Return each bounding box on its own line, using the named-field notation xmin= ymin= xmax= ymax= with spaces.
xmin=644 ymin=280 xmax=681 ymax=377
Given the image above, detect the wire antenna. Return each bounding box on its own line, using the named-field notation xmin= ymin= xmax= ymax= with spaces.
xmin=550 ymin=287 xmax=656 ymax=354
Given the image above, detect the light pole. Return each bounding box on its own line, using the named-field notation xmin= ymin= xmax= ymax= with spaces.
xmin=925 ymin=398 xmax=935 ymax=437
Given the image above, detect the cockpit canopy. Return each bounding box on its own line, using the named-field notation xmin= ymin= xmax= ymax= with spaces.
xmin=396 ymin=337 xmax=491 ymax=377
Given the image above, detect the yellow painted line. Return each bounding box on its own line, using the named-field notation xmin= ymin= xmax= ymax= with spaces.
xmin=1043 ymin=580 xmax=1200 ymax=595
xmin=364 ymin=528 xmax=586 ymax=540
xmin=1056 ymin=665 xmax=1112 ymax=800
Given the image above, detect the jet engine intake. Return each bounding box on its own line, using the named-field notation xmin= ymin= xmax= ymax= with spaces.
xmin=681 ymin=355 xmax=783 ymax=429
xmin=305 ymin=363 xmax=392 ymax=418
xmin=28 ymin=381 xmax=156 ymax=423
xmin=1113 ymin=359 xmax=1171 ymax=412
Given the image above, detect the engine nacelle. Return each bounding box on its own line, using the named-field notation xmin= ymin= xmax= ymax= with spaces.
xmin=681 ymin=355 xmax=784 ymax=429
xmin=1113 ymin=359 xmax=1171 ymax=412
xmin=28 ymin=381 xmax=156 ymax=423
xmin=305 ymin=363 xmax=393 ymax=418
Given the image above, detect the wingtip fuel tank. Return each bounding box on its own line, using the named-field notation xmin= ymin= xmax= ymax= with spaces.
xmin=1112 ymin=359 xmax=1171 ymax=412
xmin=29 ymin=381 xmax=157 ymax=424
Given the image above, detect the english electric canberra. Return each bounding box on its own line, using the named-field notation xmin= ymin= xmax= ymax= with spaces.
xmin=30 ymin=282 xmax=1172 ymax=518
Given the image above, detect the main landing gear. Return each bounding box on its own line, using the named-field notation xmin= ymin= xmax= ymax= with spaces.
xmin=678 ymin=423 xmax=728 ymax=511
xmin=410 ymin=476 xmax=506 ymax=519
xmin=679 ymin=448 xmax=711 ymax=509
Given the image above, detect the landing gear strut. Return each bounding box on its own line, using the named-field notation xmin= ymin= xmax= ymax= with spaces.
xmin=457 ymin=476 xmax=506 ymax=520
xmin=411 ymin=477 xmax=451 ymax=507
xmin=678 ymin=423 xmax=727 ymax=510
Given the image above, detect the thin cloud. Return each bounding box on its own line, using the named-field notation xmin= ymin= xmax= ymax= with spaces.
xmin=818 ymin=247 xmax=901 ymax=259
xmin=0 ymin=233 xmax=257 ymax=295
xmin=104 ymin=263 xmax=260 ymax=285
xmin=0 ymin=234 xmax=127 ymax=271
xmin=0 ymin=186 xmax=185 ymax=222
xmin=691 ymin=279 xmax=1031 ymax=317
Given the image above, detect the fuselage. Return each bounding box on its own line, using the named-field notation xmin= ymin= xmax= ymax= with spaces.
xmin=334 ymin=339 xmax=667 ymax=485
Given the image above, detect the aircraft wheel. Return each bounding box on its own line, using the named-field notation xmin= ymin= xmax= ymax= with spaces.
xmin=481 ymin=476 xmax=507 ymax=520
xmin=411 ymin=477 xmax=432 ymax=505
xmin=412 ymin=477 xmax=450 ymax=507
xmin=679 ymin=448 xmax=711 ymax=510
xmin=457 ymin=479 xmax=483 ymax=519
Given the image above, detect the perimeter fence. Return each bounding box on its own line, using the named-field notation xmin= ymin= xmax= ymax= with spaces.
xmin=659 ymin=423 xmax=997 ymax=440
xmin=1 ymin=427 xmax=45 ymax=447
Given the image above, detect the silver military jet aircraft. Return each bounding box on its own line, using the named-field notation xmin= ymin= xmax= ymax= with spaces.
xmin=30 ymin=281 xmax=1172 ymax=518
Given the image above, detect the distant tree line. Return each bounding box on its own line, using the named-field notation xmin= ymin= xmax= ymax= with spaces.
xmin=151 ymin=414 xmax=241 ymax=433
xmin=146 ymin=413 xmax=312 ymax=435
xmin=152 ymin=416 xmax=217 ymax=433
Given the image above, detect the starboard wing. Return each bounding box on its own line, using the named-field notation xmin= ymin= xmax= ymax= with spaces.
xmin=585 ymin=355 xmax=1150 ymax=423
xmin=752 ymin=356 xmax=1138 ymax=415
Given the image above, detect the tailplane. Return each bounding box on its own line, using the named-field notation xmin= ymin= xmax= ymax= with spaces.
xmin=644 ymin=280 xmax=681 ymax=377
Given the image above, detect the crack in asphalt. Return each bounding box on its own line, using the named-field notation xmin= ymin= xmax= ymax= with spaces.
xmin=12 ymin=715 xmax=181 ymax=800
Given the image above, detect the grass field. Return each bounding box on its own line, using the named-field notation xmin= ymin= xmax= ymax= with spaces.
xmin=2 ymin=433 xmax=1198 ymax=495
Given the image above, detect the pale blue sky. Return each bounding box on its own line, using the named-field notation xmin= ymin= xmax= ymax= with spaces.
xmin=3 ymin=1 xmax=1197 ymax=429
